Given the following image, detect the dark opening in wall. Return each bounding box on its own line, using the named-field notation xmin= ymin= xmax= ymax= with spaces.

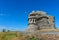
xmin=30 ymin=14 xmax=36 ymax=16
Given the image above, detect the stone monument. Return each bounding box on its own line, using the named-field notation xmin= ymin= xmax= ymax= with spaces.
xmin=27 ymin=11 xmax=55 ymax=32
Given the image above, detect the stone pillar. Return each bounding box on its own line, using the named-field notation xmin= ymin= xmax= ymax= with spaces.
xmin=29 ymin=19 xmax=32 ymax=23
xmin=29 ymin=18 xmax=36 ymax=24
xmin=34 ymin=19 xmax=36 ymax=23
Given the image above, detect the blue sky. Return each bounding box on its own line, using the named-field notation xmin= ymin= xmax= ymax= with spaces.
xmin=0 ymin=0 xmax=59 ymax=31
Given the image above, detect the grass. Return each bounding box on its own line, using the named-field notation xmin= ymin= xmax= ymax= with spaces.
xmin=0 ymin=32 xmax=17 ymax=40
xmin=0 ymin=29 xmax=59 ymax=40
xmin=0 ymin=32 xmax=40 ymax=40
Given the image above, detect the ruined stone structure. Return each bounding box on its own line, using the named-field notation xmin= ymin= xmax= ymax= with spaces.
xmin=27 ymin=11 xmax=55 ymax=32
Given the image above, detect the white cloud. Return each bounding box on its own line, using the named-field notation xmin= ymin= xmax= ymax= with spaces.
xmin=0 ymin=14 xmax=5 ymax=16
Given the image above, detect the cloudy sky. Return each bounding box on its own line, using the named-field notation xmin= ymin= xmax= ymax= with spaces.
xmin=0 ymin=0 xmax=59 ymax=31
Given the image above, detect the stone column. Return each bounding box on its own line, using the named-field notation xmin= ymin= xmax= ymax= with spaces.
xmin=34 ymin=19 xmax=36 ymax=23
xmin=32 ymin=19 xmax=33 ymax=23
xmin=32 ymin=19 xmax=36 ymax=23
xmin=29 ymin=19 xmax=31 ymax=23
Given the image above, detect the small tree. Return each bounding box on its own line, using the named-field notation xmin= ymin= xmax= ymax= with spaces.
xmin=2 ymin=29 xmax=6 ymax=32
xmin=7 ymin=30 xmax=10 ymax=32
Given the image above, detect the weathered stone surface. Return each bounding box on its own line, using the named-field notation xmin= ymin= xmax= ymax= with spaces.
xmin=27 ymin=11 xmax=55 ymax=32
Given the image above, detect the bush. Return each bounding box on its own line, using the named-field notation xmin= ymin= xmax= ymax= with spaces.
xmin=27 ymin=36 xmax=40 ymax=40
xmin=7 ymin=30 xmax=10 ymax=32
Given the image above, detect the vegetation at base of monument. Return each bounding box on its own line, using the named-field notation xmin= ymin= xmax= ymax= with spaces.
xmin=1 ymin=29 xmax=59 ymax=40
xmin=27 ymin=36 xmax=40 ymax=40
xmin=0 ymin=32 xmax=40 ymax=40
xmin=0 ymin=29 xmax=40 ymax=40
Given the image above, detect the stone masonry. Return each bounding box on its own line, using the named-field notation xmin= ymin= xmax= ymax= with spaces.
xmin=27 ymin=11 xmax=55 ymax=32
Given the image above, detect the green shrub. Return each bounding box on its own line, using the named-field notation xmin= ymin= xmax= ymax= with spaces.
xmin=27 ymin=36 xmax=40 ymax=40
xmin=7 ymin=30 xmax=10 ymax=32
